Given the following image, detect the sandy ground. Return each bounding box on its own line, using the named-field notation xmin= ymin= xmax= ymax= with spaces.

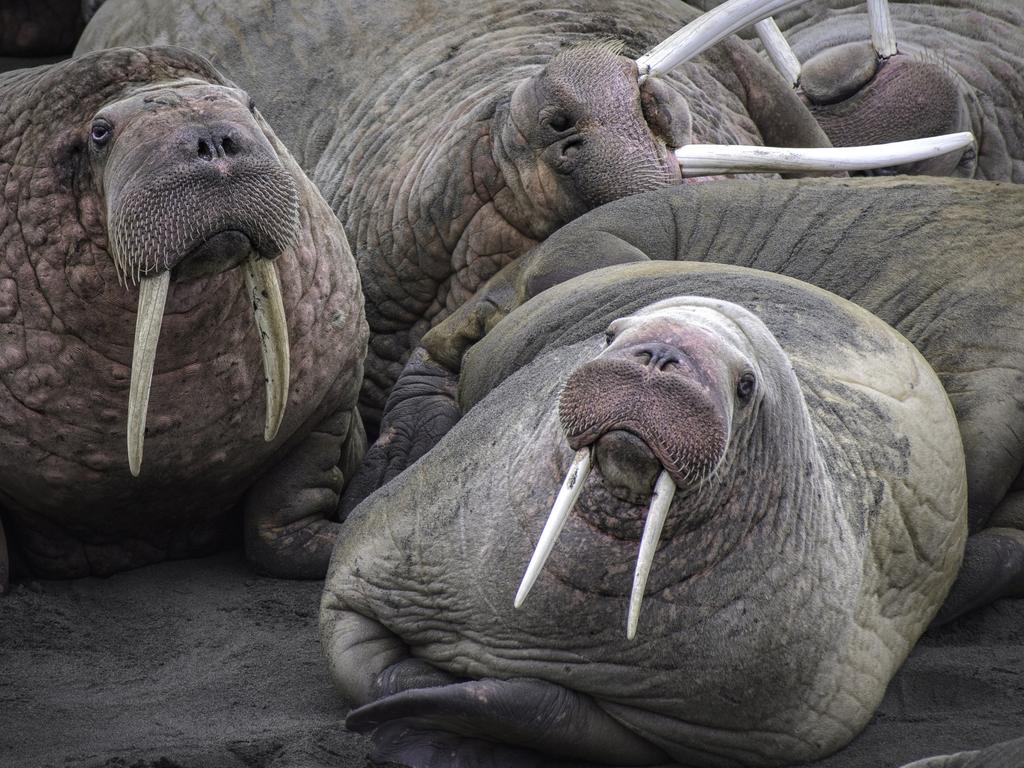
xmin=1 ymin=550 xmax=1022 ymax=768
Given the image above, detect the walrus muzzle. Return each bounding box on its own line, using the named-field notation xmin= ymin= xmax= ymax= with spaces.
xmin=110 ymin=163 xmax=300 ymax=476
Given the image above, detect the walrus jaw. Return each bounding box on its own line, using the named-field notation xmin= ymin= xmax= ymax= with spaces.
xmin=514 ymin=445 xmax=678 ymax=641
xmin=126 ymin=255 xmax=290 ymax=476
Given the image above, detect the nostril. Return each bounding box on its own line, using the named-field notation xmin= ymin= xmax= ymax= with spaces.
xmin=221 ymin=136 xmax=238 ymax=156
xmin=197 ymin=138 xmax=214 ymax=161
xmin=633 ymin=343 xmax=679 ymax=371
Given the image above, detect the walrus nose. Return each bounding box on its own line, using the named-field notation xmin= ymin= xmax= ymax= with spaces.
xmin=631 ymin=342 xmax=681 ymax=371
xmin=191 ymin=124 xmax=245 ymax=162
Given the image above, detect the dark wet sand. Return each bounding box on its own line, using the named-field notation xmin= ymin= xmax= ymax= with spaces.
xmin=1 ymin=550 xmax=1021 ymax=768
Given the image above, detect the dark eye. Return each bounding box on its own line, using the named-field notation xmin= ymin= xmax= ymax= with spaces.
xmin=737 ymin=372 xmax=756 ymax=402
xmin=90 ymin=119 xmax=112 ymax=147
xmin=604 ymin=330 xmax=615 ymax=345
xmin=544 ymin=111 xmax=572 ymax=132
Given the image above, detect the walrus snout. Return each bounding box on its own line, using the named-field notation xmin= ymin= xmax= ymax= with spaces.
xmin=558 ymin=333 xmax=730 ymax=490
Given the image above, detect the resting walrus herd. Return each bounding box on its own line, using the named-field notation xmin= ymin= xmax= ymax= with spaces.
xmin=1 ymin=0 xmax=1023 ymax=766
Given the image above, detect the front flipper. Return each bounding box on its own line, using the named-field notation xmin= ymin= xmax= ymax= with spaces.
xmin=932 ymin=526 xmax=1024 ymax=627
xmin=243 ymin=406 xmax=365 ymax=578
xmin=347 ymin=678 xmax=668 ymax=767
xmin=340 ymin=348 xmax=461 ymax=515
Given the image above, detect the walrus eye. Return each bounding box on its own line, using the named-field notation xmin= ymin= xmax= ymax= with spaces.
xmin=737 ymin=372 xmax=756 ymax=403
xmin=604 ymin=330 xmax=615 ymax=346
xmin=90 ymin=119 xmax=113 ymax=148
xmin=542 ymin=109 xmax=573 ymax=133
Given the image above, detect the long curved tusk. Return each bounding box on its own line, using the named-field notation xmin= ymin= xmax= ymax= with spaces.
xmin=127 ymin=270 xmax=171 ymax=477
xmin=674 ymin=131 xmax=975 ymax=176
xmin=867 ymin=0 xmax=897 ymax=58
xmin=754 ymin=18 xmax=801 ymax=87
xmin=514 ymin=447 xmax=593 ymax=609
xmin=244 ymin=255 xmax=290 ymax=442
xmin=626 ymin=470 xmax=677 ymax=640
xmin=636 ymin=0 xmax=808 ymax=79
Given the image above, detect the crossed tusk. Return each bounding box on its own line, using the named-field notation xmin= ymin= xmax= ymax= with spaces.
xmin=636 ymin=0 xmax=810 ymax=79
xmin=674 ymin=132 xmax=975 ymax=176
xmin=754 ymin=18 xmax=801 ymax=87
xmin=867 ymin=0 xmax=898 ymax=58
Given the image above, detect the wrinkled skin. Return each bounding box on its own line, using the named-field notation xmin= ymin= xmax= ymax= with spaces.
xmin=77 ymin=0 xmax=833 ymax=429
xmin=0 ymin=47 xmax=367 ymax=581
xmin=322 ymin=264 xmax=966 ymax=767
xmin=380 ymin=177 xmax=1023 ymax=625
xmin=769 ymin=0 xmax=1023 ymax=180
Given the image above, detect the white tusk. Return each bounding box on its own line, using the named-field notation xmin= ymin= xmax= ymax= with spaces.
xmin=674 ymin=131 xmax=975 ymax=176
xmin=754 ymin=18 xmax=801 ymax=87
xmin=243 ymin=255 xmax=290 ymax=442
xmin=514 ymin=447 xmax=593 ymax=609
xmin=867 ymin=0 xmax=897 ymax=58
xmin=626 ymin=470 xmax=677 ymax=640
xmin=127 ymin=270 xmax=171 ymax=477
xmin=636 ymin=0 xmax=808 ymax=79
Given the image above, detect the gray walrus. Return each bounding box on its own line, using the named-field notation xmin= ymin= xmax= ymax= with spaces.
xmin=321 ymin=261 xmax=967 ymax=767
xmin=363 ymin=176 xmax=1024 ymax=624
xmin=0 ymin=46 xmax=367 ymax=586
xmin=76 ymin=0 xmax=848 ymax=427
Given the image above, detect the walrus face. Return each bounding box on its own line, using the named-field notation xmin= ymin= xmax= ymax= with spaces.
xmin=90 ymin=81 xmax=299 ymax=282
xmin=517 ymin=298 xmax=770 ymax=639
xmin=85 ymin=80 xmax=300 ymax=475
xmin=559 ymin=307 xmax=762 ymax=497
xmin=497 ymin=44 xmax=684 ymax=224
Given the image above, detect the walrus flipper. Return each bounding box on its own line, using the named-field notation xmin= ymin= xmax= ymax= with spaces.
xmin=932 ymin=526 xmax=1024 ymax=627
xmin=340 ymin=348 xmax=461 ymax=515
xmin=347 ymin=678 xmax=669 ymax=768
xmin=243 ymin=406 xmax=365 ymax=579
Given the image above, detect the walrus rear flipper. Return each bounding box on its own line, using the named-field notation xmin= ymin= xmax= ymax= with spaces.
xmin=347 ymin=678 xmax=668 ymax=768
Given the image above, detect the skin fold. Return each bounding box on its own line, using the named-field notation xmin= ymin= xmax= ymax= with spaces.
xmin=0 ymin=47 xmax=367 ymax=580
xmin=768 ymin=0 xmax=1024 ymax=180
xmin=375 ymin=177 xmax=1023 ymax=625
xmin=321 ymin=263 xmax=966 ymax=767
xmin=76 ymin=0 xmax=833 ymax=429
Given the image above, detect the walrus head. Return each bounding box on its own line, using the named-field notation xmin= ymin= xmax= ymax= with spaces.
xmin=515 ymin=297 xmax=790 ymax=639
xmin=496 ymin=42 xmax=685 ymax=225
xmin=8 ymin=47 xmax=306 ymax=477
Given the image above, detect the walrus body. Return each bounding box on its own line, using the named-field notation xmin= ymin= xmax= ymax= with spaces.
xmin=322 ymin=262 xmax=967 ymax=767
xmin=392 ymin=177 xmax=1023 ymax=623
xmin=77 ymin=0 xmax=833 ymax=426
xmin=0 ymin=47 xmax=367 ymax=583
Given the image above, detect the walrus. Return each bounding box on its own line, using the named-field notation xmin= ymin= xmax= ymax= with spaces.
xmin=758 ymin=0 xmax=1024 ymax=181
xmin=78 ymin=0 xmax=938 ymax=429
xmin=0 ymin=46 xmax=367 ymax=586
xmin=321 ymin=261 xmax=967 ymax=767
xmin=359 ymin=176 xmax=1024 ymax=624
